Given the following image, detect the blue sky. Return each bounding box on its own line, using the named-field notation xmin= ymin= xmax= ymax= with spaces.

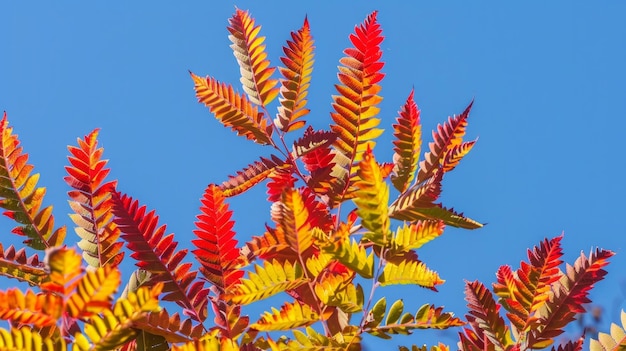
xmin=2 ymin=1 xmax=626 ymax=349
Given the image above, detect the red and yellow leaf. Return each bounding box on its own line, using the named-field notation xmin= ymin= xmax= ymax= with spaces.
xmin=329 ymin=11 xmax=385 ymax=190
xmin=389 ymin=171 xmax=443 ymax=221
xmin=0 ymin=112 xmax=65 ymax=250
xmin=244 ymin=228 xmax=290 ymax=263
xmin=418 ymin=101 xmax=473 ymax=183
xmin=192 ymin=184 xmax=244 ymax=295
xmin=191 ymin=73 xmax=273 ymax=145
xmin=275 ymin=16 xmax=314 ymax=132
xmin=442 ymin=139 xmax=476 ymax=173
xmin=493 ymin=235 xmax=564 ymax=333
xmin=292 ymin=127 xmax=336 ymax=159
xmin=219 ymin=155 xmax=286 ymax=198
xmin=299 ymin=129 xmax=346 ymax=202
xmin=66 ymin=128 xmax=123 ymax=268
xmin=228 ymin=9 xmax=279 ymax=107
xmin=530 ymin=247 xmax=613 ymax=349
xmin=315 ymin=272 xmax=364 ymax=313
xmin=78 ymin=283 xmax=163 ymax=351
xmin=391 ymin=90 xmax=422 ymax=192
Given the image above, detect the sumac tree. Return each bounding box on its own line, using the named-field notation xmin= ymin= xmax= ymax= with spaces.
xmin=0 ymin=8 xmax=620 ymax=351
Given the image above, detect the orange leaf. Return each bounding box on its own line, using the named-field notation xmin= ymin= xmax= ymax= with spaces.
xmin=0 ymin=112 xmax=65 ymax=249
xmin=228 ymin=9 xmax=279 ymax=107
xmin=275 ymin=16 xmax=314 ymax=132
xmin=191 ymin=73 xmax=273 ymax=145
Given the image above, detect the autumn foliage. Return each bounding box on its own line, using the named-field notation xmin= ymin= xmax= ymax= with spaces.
xmin=0 ymin=8 xmax=621 ymax=351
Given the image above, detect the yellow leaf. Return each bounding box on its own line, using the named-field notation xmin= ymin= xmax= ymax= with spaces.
xmin=226 ymin=260 xmax=307 ymax=305
xmin=250 ymin=301 xmax=319 ymax=331
xmin=353 ymin=146 xmax=391 ymax=244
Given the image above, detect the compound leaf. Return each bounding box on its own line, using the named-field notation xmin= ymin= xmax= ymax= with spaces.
xmin=66 ymin=128 xmax=123 ymax=268
xmin=225 ymin=260 xmax=307 ymax=305
xmin=378 ymin=257 xmax=444 ymax=290
xmin=191 ymin=73 xmax=273 ymax=145
xmin=418 ymin=101 xmax=473 ymax=183
xmin=590 ymin=310 xmax=626 ymax=351
xmin=330 ymin=11 xmax=385 ymax=193
xmin=353 ymin=146 xmax=391 ymax=245
xmin=275 ymin=16 xmax=314 ymax=132
xmin=192 ymin=184 xmax=244 ymax=295
xmin=228 ymin=9 xmax=279 ymax=107
xmin=391 ymin=90 xmax=422 ymax=193
xmin=250 ymin=301 xmax=319 ymax=331
xmin=0 ymin=112 xmax=65 ymax=250
xmin=112 ymin=192 xmax=203 ymax=322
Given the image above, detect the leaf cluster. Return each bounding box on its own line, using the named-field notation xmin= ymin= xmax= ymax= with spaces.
xmin=0 ymin=7 xmax=619 ymax=351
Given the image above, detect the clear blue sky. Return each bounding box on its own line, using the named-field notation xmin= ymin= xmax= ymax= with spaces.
xmin=2 ymin=1 xmax=625 ymax=349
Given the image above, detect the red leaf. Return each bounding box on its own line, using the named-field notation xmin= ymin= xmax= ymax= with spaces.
xmin=192 ymin=185 xmax=244 ymax=295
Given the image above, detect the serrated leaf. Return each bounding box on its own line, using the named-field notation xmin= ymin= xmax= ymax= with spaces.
xmin=132 ymin=309 xmax=204 ymax=344
xmin=0 ymin=326 xmax=61 ymax=351
xmin=292 ymin=127 xmax=336 ymax=159
xmin=40 ymin=246 xmax=83 ymax=296
xmin=271 ymin=188 xmax=315 ymax=256
xmin=442 ymin=139 xmax=476 ymax=173
xmin=0 ymin=288 xmax=60 ymax=327
xmin=79 ymin=283 xmax=162 ymax=351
